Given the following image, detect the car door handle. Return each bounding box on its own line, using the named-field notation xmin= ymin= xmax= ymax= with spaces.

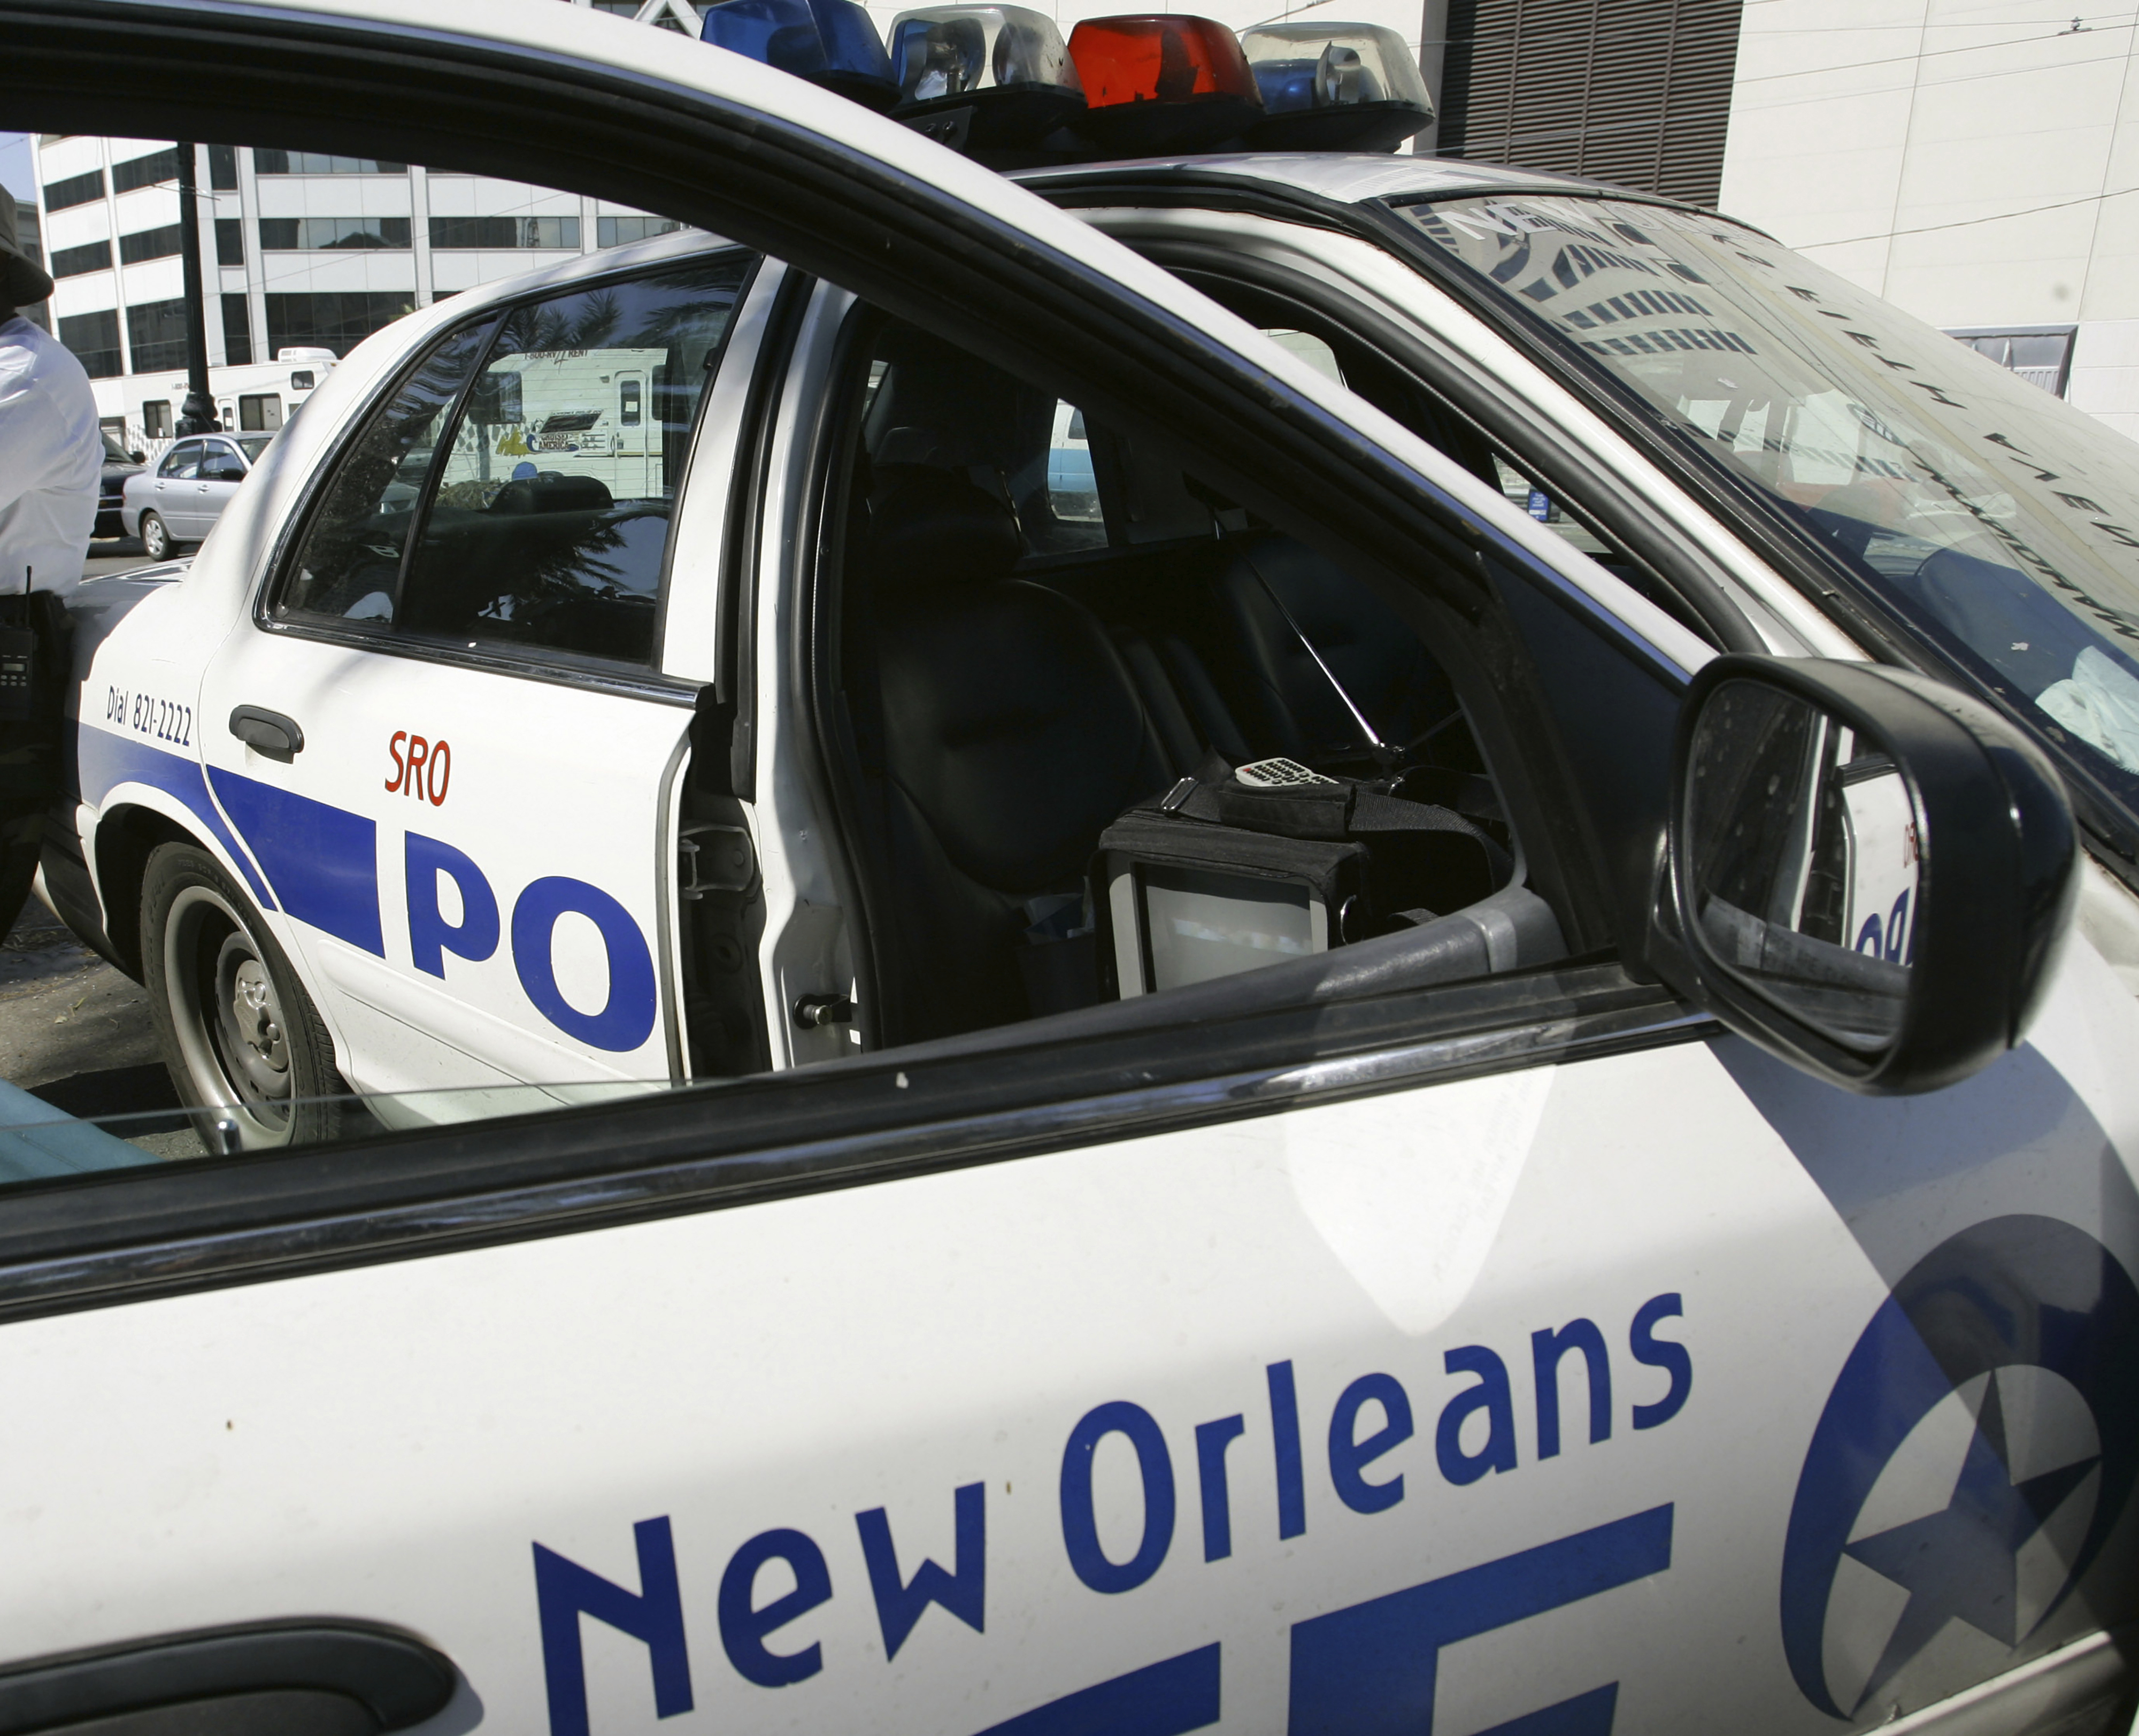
xmin=229 ymin=705 xmax=304 ymax=763
xmin=0 ymin=1619 xmax=456 ymax=1733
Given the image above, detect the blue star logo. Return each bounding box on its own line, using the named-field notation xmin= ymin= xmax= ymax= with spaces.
xmin=1781 ymin=1217 xmax=2139 ymax=1720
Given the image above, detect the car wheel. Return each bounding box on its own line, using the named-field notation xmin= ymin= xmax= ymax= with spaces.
xmin=139 ymin=512 xmax=171 ymax=562
xmin=141 ymin=842 xmax=340 ymax=1151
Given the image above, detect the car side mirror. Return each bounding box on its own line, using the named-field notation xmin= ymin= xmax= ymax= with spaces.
xmin=128 ymin=450 xmax=145 ymax=465
xmin=1658 ymin=656 xmax=2079 ymax=1094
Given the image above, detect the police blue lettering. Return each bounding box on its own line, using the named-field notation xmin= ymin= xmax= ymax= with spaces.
xmin=1437 ymin=1345 xmax=1519 ymax=1485
xmin=510 ymin=874 xmax=658 ymax=1052
xmin=1267 ymin=1360 xmax=1306 ymax=1540
xmin=856 ymin=1483 xmax=985 ymax=1660
xmin=405 ymin=831 xmax=499 ymax=978
xmin=1630 ymin=1293 xmax=1692 ymax=1429
xmin=1060 ymin=1401 xmax=1175 ymax=1594
xmin=532 ymin=1515 xmax=693 ymax=1736
xmin=719 ymin=1527 xmax=833 ymax=1688
xmin=1194 ymin=1415 xmax=1245 ymax=1561
xmin=1532 ymin=1318 xmax=1612 ymax=1459
xmin=1329 ymin=1373 xmax=1413 ymax=1514
xmin=1287 ymin=1505 xmax=1672 ymax=1736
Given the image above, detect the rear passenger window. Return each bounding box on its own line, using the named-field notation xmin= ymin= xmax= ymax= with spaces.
xmin=275 ymin=320 xmax=496 ymax=624
xmin=275 ymin=253 xmax=755 ymax=665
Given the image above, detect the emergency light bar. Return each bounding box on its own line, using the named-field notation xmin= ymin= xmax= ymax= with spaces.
xmin=702 ymin=0 xmax=1428 ymax=159
xmin=700 ymin=0 xmax=901 ymax=109
xmin=1239 ymin=21 xmax=1433 ymax=152
xmin=888 ymin=4 xmax=1087 ymax=149
xmin=1067 ymin=13 xmax=1261 ymax=153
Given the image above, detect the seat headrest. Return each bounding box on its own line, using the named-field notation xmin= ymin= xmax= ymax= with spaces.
xmin=491 ymin=473 xmax=614 ymax=514
xmin=869 ymin=470 xmax=1022 ymax=593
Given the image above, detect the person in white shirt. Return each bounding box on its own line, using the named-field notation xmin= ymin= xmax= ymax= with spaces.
xmin=0 ymin=185 xmax=100 ymax=597
xmin=0 ymin=186 xmax=98 ymax=934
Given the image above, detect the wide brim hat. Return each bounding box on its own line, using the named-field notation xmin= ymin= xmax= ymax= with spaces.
xmin=0 ymin=186 xmax=55 ymax=309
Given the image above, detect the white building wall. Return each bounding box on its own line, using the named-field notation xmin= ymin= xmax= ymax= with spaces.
xmin=1718 ymin=0 xmax=2139 ymax=437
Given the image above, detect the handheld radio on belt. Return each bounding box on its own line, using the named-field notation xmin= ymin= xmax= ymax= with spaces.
xmin=0 ymin=567 xmax=44 ymax=725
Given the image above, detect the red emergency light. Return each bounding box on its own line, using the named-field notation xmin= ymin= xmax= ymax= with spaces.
xmin=1067 ymin=14 xmax=1264 ymax=152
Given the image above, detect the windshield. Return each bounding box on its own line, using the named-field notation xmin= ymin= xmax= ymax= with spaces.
xmin=100 ymin=431 xmax=132 ymax=464
xmin=1397 ymin=193 xmax=2139 ymax=805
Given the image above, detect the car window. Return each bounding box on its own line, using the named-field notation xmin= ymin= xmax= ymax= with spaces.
xmin=273 ymin=320 xmax=499 ymax=625
xmin=395 ymin=255 xmax=752 ymax=665
xmin=202 ymin=442 xmax=248 ymax=481
xmin=236 ymin=434 xmax=274 ymax=462
xmin=828 ymin=315 xmax=1526 ymax=1051
xmin=159 ymin=440 xmax=203 ymax=480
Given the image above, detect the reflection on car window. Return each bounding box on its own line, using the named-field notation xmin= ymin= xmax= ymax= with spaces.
xmin=159 ymin=440 xmax=203 ymax=481
xmin=398 ymin=255 xmax=752 ymax=665
xmin=275 ymin=320 xmax=497 ymax=625
xmin=1402 ymin=195 xmax=2139 ymax=796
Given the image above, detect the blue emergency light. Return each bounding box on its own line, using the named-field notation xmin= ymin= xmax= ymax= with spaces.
xmin=1239 ymin=22 xmax=1434 ymax=152
xmin=887 ymin=5 xmax=1087 ymax=150
xmin=700 ymin=0 xmax=901 ymax=110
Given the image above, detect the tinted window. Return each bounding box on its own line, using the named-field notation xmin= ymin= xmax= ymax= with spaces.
xmin=159 ymin=440 xmax=203 ymax=481
xmin=395 ymin=256 xmax=751 ymax=665
xmin=274 ymin=320 xmax=497 ymax=625
xmin=202 ymin=442 xmax=248 ymax=481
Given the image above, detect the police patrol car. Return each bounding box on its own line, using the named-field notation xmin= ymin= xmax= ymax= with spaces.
xmin=2 ymin=0 xmax=2138 ymax=1731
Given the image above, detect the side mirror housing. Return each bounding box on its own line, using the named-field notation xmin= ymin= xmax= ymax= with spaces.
xmin=1658 ymin=656 xmax=2078 ymax=1094
xmin=128 ymin=450 xmax=145 ymax=465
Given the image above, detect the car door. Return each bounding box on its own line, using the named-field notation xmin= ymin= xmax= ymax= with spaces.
xmin=148 ymin=437 xmax=203 ymax=537
xmin=194 ymin=436 xmax=248 ymax=535
xmin=4 ymin=7 xmax=2135 ymax=1735
xmin=196 ymin=249 xmax=758 ymax=1120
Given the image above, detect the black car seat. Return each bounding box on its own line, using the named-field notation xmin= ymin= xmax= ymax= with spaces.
xmin=1204 ymin=532 xmax=1457 ymax=762
xmin=863 ymin=471 xmax=1178 ymax=1041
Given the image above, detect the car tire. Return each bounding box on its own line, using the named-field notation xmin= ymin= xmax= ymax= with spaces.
xmin=139 ymin=512 xmax=171 ymax=562
xmin=141 ymin=842 xmax=340 ymax=1151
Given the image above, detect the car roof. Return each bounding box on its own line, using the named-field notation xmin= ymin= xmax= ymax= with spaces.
xmin=1011 ymin=152 xmax=1674 ymax=209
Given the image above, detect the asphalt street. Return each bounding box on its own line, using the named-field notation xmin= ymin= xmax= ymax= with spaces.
xmin=0 ymin=535 xmax=203 ymax=1155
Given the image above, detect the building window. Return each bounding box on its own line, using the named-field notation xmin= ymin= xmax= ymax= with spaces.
xmin=42 ymin=168 xmax=105 ymax=213
xmin=1949 ymin=326 xmax=2076 ymax=397
xmin=222 ymin=293 xmax=254 ymax=366
xmin=429 ymin=216 xmax=580 ymax=250
xmin=597 ymin=215 xmax=683 ymax=248
xmin=57 ymin=309 xmax=121 ymax=378
xmin=207 ymin=144 xmax=238 ymax=190
xmin=111 ymin=147 xmax=182 ymax=195
xmin=118 ymin=223 xmax=183 ymax=266
xmin=251 ymin=150 xmax=408 ymax=175
xmin=265 ymin=291 xmax=417 ymax=358
xmin=49 ymin=240 xmax=113 ymax=279
xmin=142 ymin=400 xmax=173 ymax=439
xmin=127 ymin=297 xmax=191 ymax=373
xmin=257 ymin=216 xmax=412 ymax=252
xmin=214 ymin=218 xmax=244 ymax=268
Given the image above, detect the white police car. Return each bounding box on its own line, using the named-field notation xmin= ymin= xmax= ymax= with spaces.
xmin=3 ymin=0 xmax=2139 ymax=1732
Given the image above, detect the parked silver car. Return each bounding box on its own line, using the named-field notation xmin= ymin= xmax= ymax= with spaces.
xmin=119 ymin=432 xmax=272 ymax=560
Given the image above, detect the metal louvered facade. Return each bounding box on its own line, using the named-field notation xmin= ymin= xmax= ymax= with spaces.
xmin=1436 ymin=0 xmax=1745 ymax=209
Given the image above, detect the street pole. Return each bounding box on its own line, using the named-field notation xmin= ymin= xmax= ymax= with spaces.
xmin=174 ymin=142 xmax=216 ymax=435
xmin=1415 ymin=0 xmax=1448 ymax=155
